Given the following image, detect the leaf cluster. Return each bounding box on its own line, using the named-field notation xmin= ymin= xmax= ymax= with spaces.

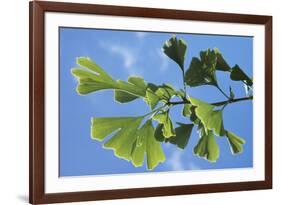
xmin=71 ymin=35 xmax=252 ymax=170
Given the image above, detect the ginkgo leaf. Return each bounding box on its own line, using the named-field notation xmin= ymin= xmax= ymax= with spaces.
xmin=114 ymin=91 xmax=139 ymax=103
xmin=169 ymin=123 xmax=194 ymax=149
xmin=182 ymin=104 xmax=192 ymax=117
xmin=214 ymin=48 xmax=231 ymax=71
xmin=230 ymin=65 xmax=253 ymax=87
xmin=77 ymin=57 xmax=115 ymax=82
xmin=72 ymin=57 xmax=148 ymax=98
xmin=145 ymin=84 xmax=178 ymax=110
xmin=226 ymin=131 xmax=245 ymax=154
xmin=206 ymin=110 xmax=225 ymax=136
xmin=189 ymin=96 xmax=225 ymax=136
xmin=193 ymin=127 xmax=220 ymax=162
xmin=154 ymin=124 xmax=165 ymax=142
xmin=72 ymin=57 xmax=117 ymax=94
xmin=99 ymin=117 xmax=143 ymax=161
xmin=114 ymin=76 xmax=147 ymax=103
xmin=154 ymin=123 xmax=194 ymax=149
xmin=144 ymin=83 xmax=160 ymax=110
xmin=144 ymin=120 xmax=166 ymax=170
xmin=184 ymin=54 xmax=217 ymax=87
xmin=153 ymin=111 xmax=176 ymax=138
xmin=162 ymin=35 xmax=187 ymax=71
xmin=91 ymin=117 xmax=141 ymax=141
xmin=156 ymin=84 xmax=178 ymax=100
xmin=91 ymin=116 xmax=165 ymax=169
xmin=185 ymin=48 xmax=232 ymax=87
xmin=130 ymin=121 xmax=148 ymax=167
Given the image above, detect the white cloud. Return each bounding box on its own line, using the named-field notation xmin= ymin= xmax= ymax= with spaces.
xmin=99 ymin=41 xmax=140 ymax=75
xmin=186 ymin=162 xmax=200 ymax=170
xmin=166 ymin=149 xmax=201 ymax=171
xmin=135 ymin=32 xmax=148 ymax=40
xmin=157 ymin=49 xmax=169 ymax=72
xmin=166 ymin=150 xmax=184 ymax=171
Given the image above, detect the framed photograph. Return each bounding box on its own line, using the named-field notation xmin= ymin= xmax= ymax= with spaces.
xmin=29 ymin=1 xmax=272 ymax=204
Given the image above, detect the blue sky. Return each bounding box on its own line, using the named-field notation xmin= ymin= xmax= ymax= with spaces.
xmin=59 ymin=27 xmax=253 ymax=177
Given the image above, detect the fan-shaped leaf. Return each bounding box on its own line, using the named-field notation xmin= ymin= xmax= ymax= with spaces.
xmin=182 ymin=104 xmax=192 ymax=117
xmin=184 ymin=53 xmax=217 ymax=87
xmin=194 ymin=128 xmax=220 ymax=162
xmin=230 ymin=65 xmax=253 ymax=86
xmin=185 ymin=48 xmax=232 ymax=87
xmin=91 ymin=117 xmax=165 ymax=169
xmin=114 ymin=76 xmax=147 ymax=103
xmin=145 ymin=84 xmax=178 ymax=110
xmin=153 ymin=111 xmax=176 ymax=138
xmin=226 ymin=131 xmax=245 ymax=154
xmin=72 ymin=57 xmax=148 ymax=98
xmin=189 ymin=96 xmax=225 ymax=136
xmin=162 ymin=35 xmax=187 ymax=71
xmin=144 ymin=120 xmax=166 ymax=170
xmin=214 ymin=48 xmax=231 ymax=71
xmin=169 ymin=123 xmax=194 ymax=149
xmin=154 ymin=123 xmax=194 ymax=149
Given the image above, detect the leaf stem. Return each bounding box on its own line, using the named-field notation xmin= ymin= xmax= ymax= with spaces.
xmin=142 ymin=105 xmax=167 ymax=118
xmin=212 ymin=96 xmax=253 ymax=106
xmin=215 ymin=84 xmax=230 ymax=99
xmin=182 ymin=70 xmax=187 ymax=97
xmin=168 ymin=96 xmax=253 ymax=107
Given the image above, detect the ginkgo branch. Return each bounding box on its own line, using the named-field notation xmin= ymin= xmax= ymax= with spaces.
xmin=168 ymin=96 xmax=253 ymax=107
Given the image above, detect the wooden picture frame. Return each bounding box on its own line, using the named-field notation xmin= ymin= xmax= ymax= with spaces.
xmin=29 ymin=1 xmax=272 ymax=204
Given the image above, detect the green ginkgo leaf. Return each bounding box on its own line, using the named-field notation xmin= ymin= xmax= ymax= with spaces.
xmin=114 ymin=76 xmax=147 ymax=103
xmin=130 ymin=121 xmax=148 ymax=167
xmin=154 ymin=123 xmax=194 ymax=149
xmin=206 ymin=110 xmax=225 ymax=136
xmin=71 ymin=57 xmax=117 ymax=94
xmin=214 ymin=48 xmax=231 ymax=71
xmin=182 ymin=104 xmax=192 ymax=117
xmin=92 ymin=117 xmax=141 ymax=141
xmin=226 ymin=131 xmax=245 ymax=154
xmin=91 ymin=116 xmax=165 ymax=169
xmin=72 ymin=57 xmax=148 ymax=98
xmin=169 ymin=123 xmax=194 ymax=149
xmin=145 ymin=84 xmax=178 ymax=110
xmin=153 ymin=111 xmax=176 ymax=138
xmin=230 ymin=65 xmax=253 ymax=86
xmin=162 ymin=35 xmax=187 ymax=71
xmin=189 ymin=96 xmax=225 ymax=136
xmin=184 ymin=49 xmax=221 ymax=87
xmin=154 ymin=124 xmax=165 ymax=142
xmin=100 ymin=117 xmax=143 ymax=161
xmin=193 ymin=127 xmax=220 ymax=162
xmin=144 ymin=120 xmax=166 ymax=170
xmin=144 ymin=83 xmax=160 ymax=110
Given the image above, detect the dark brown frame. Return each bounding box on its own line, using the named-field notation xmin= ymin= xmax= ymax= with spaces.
xmin=29 ymin=1 xmax=272 ymax=204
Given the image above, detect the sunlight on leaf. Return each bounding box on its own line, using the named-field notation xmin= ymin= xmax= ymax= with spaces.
xmin=189 ymin=96 xmax=225 ymax=136
xmin=153 ymin=110 xmax=176 ymax=138
xmin=226 ymin=131 xmax=245 ymax=154
xmin=182 ymin=104 xmax=192 ymax=117
xmin=114 ymin=76 xmax=147 ymax=103
xmin=144 ymin=120 xmax=166 ymax=170
xmin=91 ymin=116 xmax=165 ymax=169
xmin=193 ymin=126 xmax=220 ymax=162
